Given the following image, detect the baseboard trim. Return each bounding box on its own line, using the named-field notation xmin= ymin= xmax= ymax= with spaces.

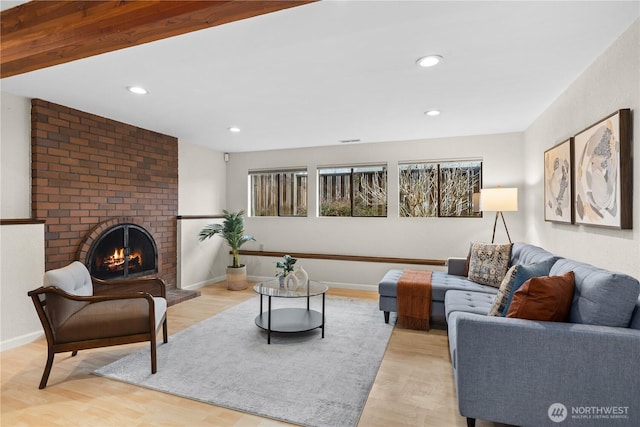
xmin=1 ymin=330 xmax=43 ymax=352
xmin=180 ymin=275 xmax=227 ymax=291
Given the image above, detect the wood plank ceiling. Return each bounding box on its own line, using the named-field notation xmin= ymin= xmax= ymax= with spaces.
xmin=0 ymin=0 xmax=315 ymax=79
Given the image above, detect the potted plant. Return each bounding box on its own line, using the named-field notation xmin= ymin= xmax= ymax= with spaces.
xmin=276 ymin=254 xmax=297 ymax=287
xmin=199 ymin=210 xmax=255 ymax=290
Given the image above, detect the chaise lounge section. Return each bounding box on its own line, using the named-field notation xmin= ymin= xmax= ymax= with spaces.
xmin=378 ymin=243 xmax=559 ymax=325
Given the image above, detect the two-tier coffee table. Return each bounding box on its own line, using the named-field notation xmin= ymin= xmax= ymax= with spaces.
xmin=253 ymin=280 xmax=328 ymax=344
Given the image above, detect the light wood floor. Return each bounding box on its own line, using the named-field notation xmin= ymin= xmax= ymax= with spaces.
xmin=1 ymin=283 xmax=503 ymax=427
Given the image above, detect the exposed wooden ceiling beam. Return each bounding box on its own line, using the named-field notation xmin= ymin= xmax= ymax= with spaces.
xmin=1 ymin=0 xmax=316 ymax=79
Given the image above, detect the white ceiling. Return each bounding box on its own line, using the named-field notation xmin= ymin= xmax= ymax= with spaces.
xmin=1 ymin=1 xmax=638 ymax=153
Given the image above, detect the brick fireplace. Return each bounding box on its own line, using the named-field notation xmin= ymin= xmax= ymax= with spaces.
xmin=31 ymin=99 xmax=178 ymax=286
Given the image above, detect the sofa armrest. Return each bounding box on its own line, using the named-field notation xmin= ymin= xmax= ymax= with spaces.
xmin=447 ymin=257 xmax=467 ymax=276
xmin=450 ymin=312 xmax=640 ymax=426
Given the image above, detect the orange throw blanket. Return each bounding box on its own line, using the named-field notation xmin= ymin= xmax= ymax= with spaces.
xmin=397 ymin=269 xmax=432 ymax=331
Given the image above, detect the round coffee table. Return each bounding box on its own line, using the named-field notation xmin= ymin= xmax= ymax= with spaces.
xmin=253 ymin=279 xmax=328 ymax=344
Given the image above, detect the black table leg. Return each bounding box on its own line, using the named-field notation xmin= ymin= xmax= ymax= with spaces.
xmin=268 ymin=295 xmax=272 ymax=344
xmin=321 ymin=292 xmax=325 ymax=338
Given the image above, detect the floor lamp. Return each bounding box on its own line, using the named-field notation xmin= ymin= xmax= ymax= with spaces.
xmin=480 ymin=187 xmax=518 ymax=243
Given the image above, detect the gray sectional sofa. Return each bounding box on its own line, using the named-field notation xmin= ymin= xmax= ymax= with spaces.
xmin=378 ymin=243 xmax=640 ymax=427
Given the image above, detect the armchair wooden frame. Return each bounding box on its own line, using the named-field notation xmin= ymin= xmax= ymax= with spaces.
xmin=28 ymin=277 xmax=168 ymax=389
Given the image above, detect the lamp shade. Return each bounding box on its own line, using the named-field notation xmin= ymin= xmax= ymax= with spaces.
xmin=480 ymin=187 xmax=518 ymax=212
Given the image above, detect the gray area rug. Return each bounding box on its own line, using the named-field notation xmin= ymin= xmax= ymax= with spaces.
xmin=95 ymin=295 xmax=393 ymax=427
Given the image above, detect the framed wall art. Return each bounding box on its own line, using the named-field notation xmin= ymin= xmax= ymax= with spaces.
xmin=544 ymin=138 xmax=573 ymax=224
xmin=573 ymin=108 xmax=632 ymax=229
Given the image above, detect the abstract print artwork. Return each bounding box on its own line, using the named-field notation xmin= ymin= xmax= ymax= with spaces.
xmin=544 ymin=139 xmax=573 ymax=223
xmin=573 ymin=109 xmax=632 ymax=229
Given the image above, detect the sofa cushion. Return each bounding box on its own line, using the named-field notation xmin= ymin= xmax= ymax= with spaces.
xmin=431 ymin=271 xmax=498 ymax=301
xmin=629 ymin=298 xmax=640 ymax=330
xmin=510 ymin=242 xmax=561 ymax=266
xmin=379 ymin=270 xmax=498 ymax=302
xmin=467 ymin=242 xmax=512 ymax=288
xmin=488 ymin=265 xmax=519 ymax=316
xmin=445 ymin=290 xmax=494 ymax=320
xmin=378 ymin=269 xmax=404 ymax=297
xmin=506 ymin=272 xmax=575 ymax=321
xmin=501 ymin=258 xmax=557 ymax=317
xmin=550 ymin=259 xmax=640 ymax=327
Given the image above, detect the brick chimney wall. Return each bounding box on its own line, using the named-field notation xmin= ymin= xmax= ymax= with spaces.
xmin=31 ymin=99 xmax=178 ymax=285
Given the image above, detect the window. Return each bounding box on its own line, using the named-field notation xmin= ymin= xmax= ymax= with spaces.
xmin=318 ymin=165 xmax=387 ymax=217
xmin=399 ymin=161 xmax=482 ymax=217
xmin=249 ymin=169 xmax=308 ymax=216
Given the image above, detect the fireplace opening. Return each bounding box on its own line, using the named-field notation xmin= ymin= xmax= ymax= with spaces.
xmin=86 ymin=223 xmax=158 ymax=280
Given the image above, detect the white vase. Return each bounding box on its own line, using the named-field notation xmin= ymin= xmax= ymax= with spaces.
xmin=284 ymin=271 xmax=299 ymax=290
xmin=293 ymin=265 xmax=308 ymax=290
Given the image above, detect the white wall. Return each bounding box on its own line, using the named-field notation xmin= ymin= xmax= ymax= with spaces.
xmin=0 ymin=223 xmax=45 ymax=350
xmin=177 ymin=141 xmax=229 ymax=289
xmin=524 ymin=19 xmax=640 ymax=278
xmin=226 ymin=133 xmax=525 ymax=288
xmin=1 ymin=92 xmax=31 ymax=218
xmin=0 ymin=93 xmax=43 ymax=350
xmin=178 ymin=141 xmax=227 ymax=214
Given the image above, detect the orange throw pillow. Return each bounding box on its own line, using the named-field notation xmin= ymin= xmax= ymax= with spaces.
xmin=506 ymin=271 xmax=575 ymax=322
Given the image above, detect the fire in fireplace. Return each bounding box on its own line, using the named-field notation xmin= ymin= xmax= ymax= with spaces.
xmin=86 ymin=223 xmax=158 ymax=280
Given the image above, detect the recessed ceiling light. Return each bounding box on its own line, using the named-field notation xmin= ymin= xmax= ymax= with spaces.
xmin=416 ymin=55 xmax=443 ymax=68
xmin=127 ymin=86 xmax=148 ymax=95
xmin=425 ymin=109 xmax=441 ymax=116
xmin=229 ymin=127 xmax=241 ymax=132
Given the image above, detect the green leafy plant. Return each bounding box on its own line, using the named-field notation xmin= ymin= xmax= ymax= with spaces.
xmin=275 ymin=254 xmax=297 ymax=277
xmin=199 ymin=210 xmax=255 ymax=268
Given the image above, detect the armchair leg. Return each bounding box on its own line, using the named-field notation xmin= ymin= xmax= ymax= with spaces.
xmin=383 ymin=311 xmax=390 ymax=323
xmin=71 ymin=350 xmax=78 ymax=357
xmin=39 ymin=351 xmax=55 ymax=389
xmin=162 ymin=318 xmax=168 ymax=343
xmin=150 ymin=336 xmax=157 ymax=374
xmin=466 ymin=417 xmax=476 ymax=427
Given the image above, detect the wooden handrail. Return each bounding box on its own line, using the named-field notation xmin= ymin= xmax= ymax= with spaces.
xmin=176 ymin=215 xmax=225 ymax=220
xmin=237 ymin=250 xmax=446 ymax=266
xmin=0 ymin=218 xmax=46 ymax=225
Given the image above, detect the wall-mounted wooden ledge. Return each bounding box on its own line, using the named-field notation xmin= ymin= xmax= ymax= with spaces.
xmin=238 ymin=250 xmax=446 ymax=267
xmin=0 ymin=218 xmax=46 ymax=225
xmin=177 ymin=215 xmax=225 ymax=220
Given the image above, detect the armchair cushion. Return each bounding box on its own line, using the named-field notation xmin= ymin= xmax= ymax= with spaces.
xmin=56 ymin=297 xmax=166 ymax=343
xmin=43 ymin=261 xmax=93 ymax=295
xmin=43 ymin=261 xmax=93 ymax=328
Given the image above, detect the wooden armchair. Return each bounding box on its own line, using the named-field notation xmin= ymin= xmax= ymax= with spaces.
xmin=28 ymin=261 xmax=168 ymax=389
